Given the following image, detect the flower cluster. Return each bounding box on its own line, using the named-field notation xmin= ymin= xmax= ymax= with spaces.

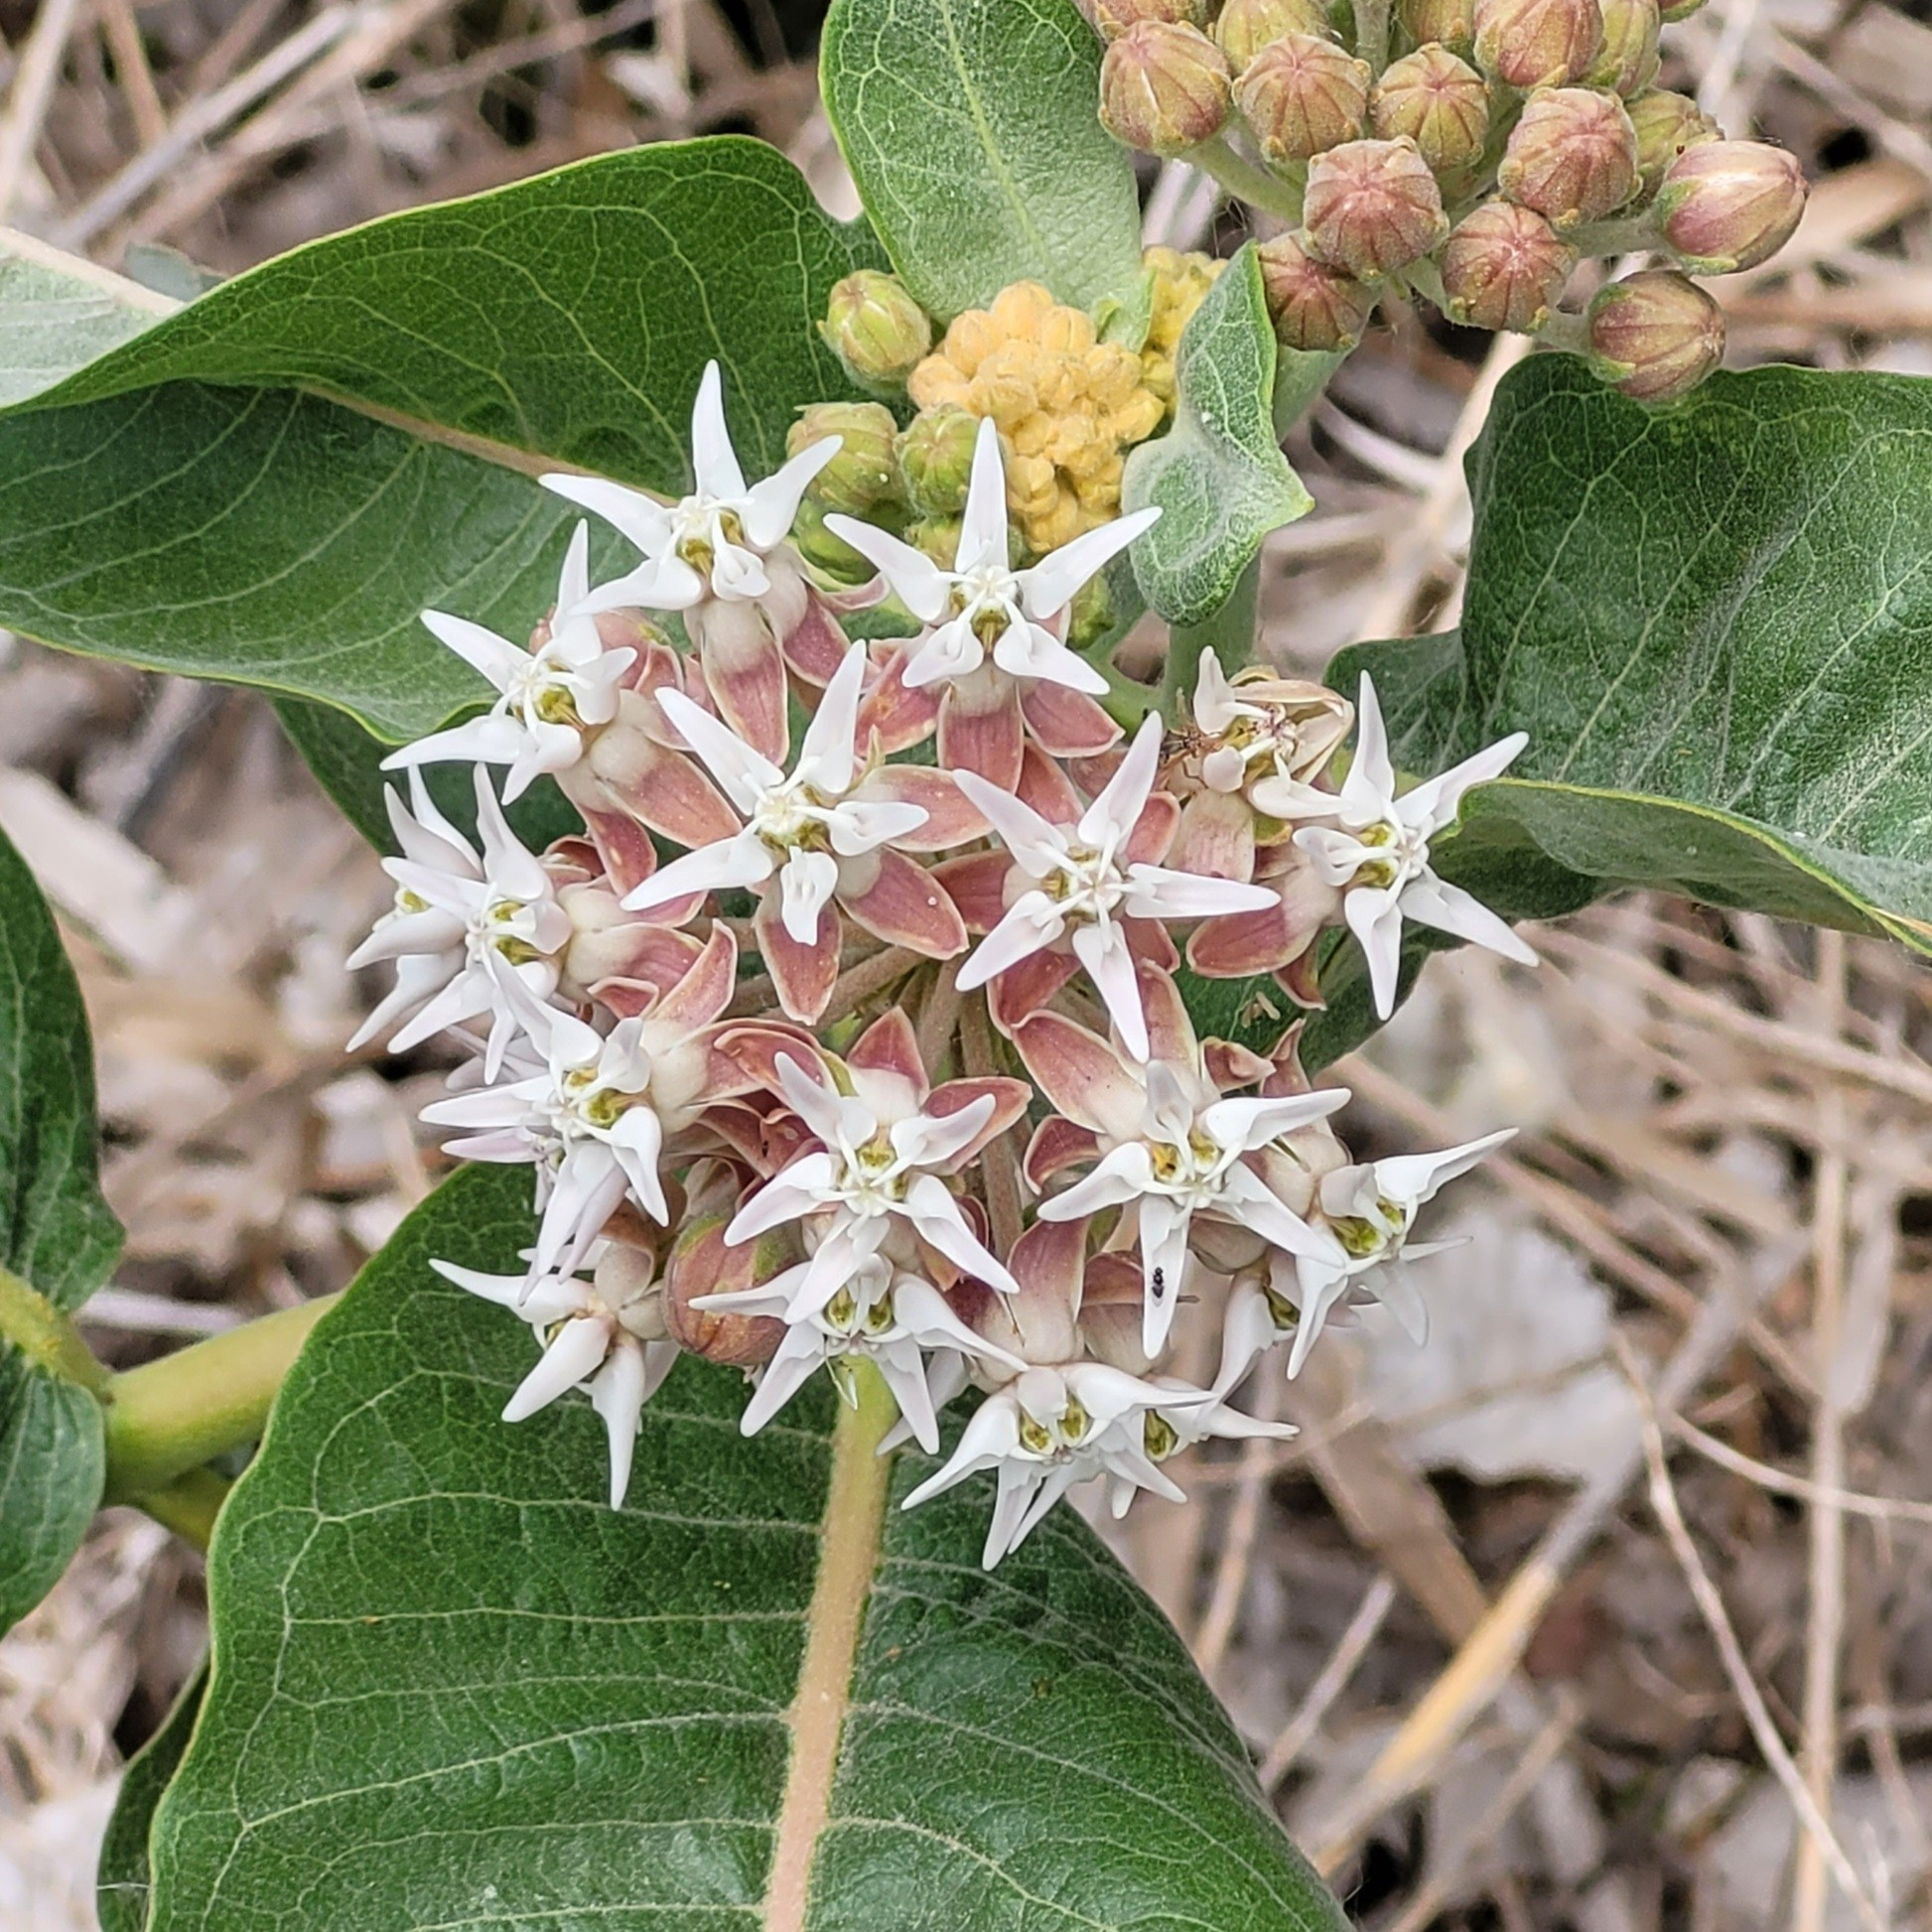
xmin=350 ymin=362 xmax=1535 ymax=1568
xmin=1083 ymin=0 xmax=1807 ymax=401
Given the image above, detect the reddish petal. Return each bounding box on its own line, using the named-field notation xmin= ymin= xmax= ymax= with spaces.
xmin=856 ymin=646 xmax=940 ymax=757
xmin=937 ymin=679 xmax=1024 ymax=789
xmin=781 ymin=591 xmax=851 ymax=687
xmin=1024 ymin=1114 xmax=1101 ymax=1190
xmin=859 ymin=765 xmax=987 ymax=852
xmin=850 ymin=1007 xmax=928 ymax=1095
xmin=650 ymin=922 xmax=738 ymax=1028
xmin=1278 ymin=951 xmax=1325 ymax=1011
xmin=1170 ymin=789 xmax=1257 ymax=883
xmin=1019 ymin=680 xmax=1122 ymax=758
xmin=987 ymin=946 xmax=1079 ymax=1036
xmin=1187 ymin=899 xmax=1301 ymax=979
xmin=931 ymin=852 xmax=1013 ymax=934
xmin=755 ymin=889 xmax=840 ymax=1025
xmin=923 ymin=1076 xmax=1033 ymax=1172
xmin=701 ymin=618 xmax=788 ymax=765
xmin=1260 ymin=1019 xmax=1315 ymax=1098
xmin=1206 ymin=1039 xmax=1274 ymax=1090
xmin=572 ymin=730 xmax=739 ymax=852
xmin=574 ymin=807 xmax=666 ymax=903
xmin=1124 ymin=790 xmax=1180 ymax=867
xmin=1125 ymin=916 xmax=1179 ymax=972
xmin=1137 ymin=962 xmax=1198 ymax=1066
xmin=1011 ymin=1011 xmax=1144 ymax=1138
xmin=1009 ymin=1216 xmax=1089 ymax=1330
xmin=718 ymin=1020 xmax=828 ymax=1097
xmin=837 ymin=848 xmax=967 ymax=958
xmin=1016 ymin=745 xmax=1081 ymax=827
xmin=1065 ymin=747 xmax=1125 ymax=796
xmin=1080 ymin=1249 xmax=1143 ymax=1311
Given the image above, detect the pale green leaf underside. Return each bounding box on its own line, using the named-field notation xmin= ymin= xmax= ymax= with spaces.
xmin=1337 ymin=358 xmax=1932 ymax=952
xmin=821 ymin=0 xmax=1145 ymax=322
xmin=0 ymin=228 xmax=174 ymax=407
xmin=0 ymin=139 xmax=882 ymax=742
xmin=97 ymin=1667 xmax=207 ymax=1932
xmin=145 ymin=1166 xmax=1344 ymax=1931
xmin=1124 ymin=248 xmax=1314 ymax=627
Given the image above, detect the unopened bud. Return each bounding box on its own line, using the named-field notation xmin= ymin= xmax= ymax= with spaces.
xmin=1257 ymin=230 xmax=1379 ymax=347
xmin=1213 ymin=0 xmax=1336 ymax=68
xmin=790 ymin=498 xmax=878 ymax=584
xmin=1099 ymin=20 xmax=1232 ymax=155
xmin=1302 ymin=137 xmax=1450 ymax=277
xmin=1657 ymin=139 xmax=1807 ymax=274
xmin=906 ymin=514 xmax=966 ymax=566
xmin=1626 ymin=88 xmax=1720 ymax=200
xmin=664 ymin=1216 xmax=786 ymax=1367
xmin=1658 ymin=0 xmax=1703 ymax=19
xmin=1498 ymin=85 xmax=1637 ymax=227
xmin=1585 ymin=0 xmax=1659 ymax=94
xmin=1077 ymin=0 xmax=1210 ymax=39
xmin=820 ymin=271 xmax=932 ymax=391
xmin=1587 ymin=268 xmax=1724 ymax=401
xmin=1236 ymin=34 xmax=1370 ymax=163
xmin=1438 ymin=200 xmax=1578 ymax=331
xmin=1402 ymin=0 xmax=1475 ymax=48
xmin=1473 ymin=0 xmax=1602 ymax=87
xmin=896 ymin=405 xmax=982 ymax=516
xmin=789 ymin=401 xmax=901 ymax=516
xmin=1371 ymin=44 xmax=1488 ymax=172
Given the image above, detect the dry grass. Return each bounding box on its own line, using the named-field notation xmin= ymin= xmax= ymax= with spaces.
xmin=3 ymin=0 xmax=1931 ymax=1922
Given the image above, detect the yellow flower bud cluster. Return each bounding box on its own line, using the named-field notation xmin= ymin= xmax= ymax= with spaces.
xmin=907 ymin=280 xmax=1166 ymax=555
xmin=1140 ymin=245 xmax=1225 ymax=411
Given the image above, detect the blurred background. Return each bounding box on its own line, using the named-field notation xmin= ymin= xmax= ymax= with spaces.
xmin=2 ymin=0 xmax=1931 ymax=1924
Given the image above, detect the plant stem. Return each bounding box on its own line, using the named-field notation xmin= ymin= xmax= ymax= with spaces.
xmin=1566 ymin=212 xmax=1663 ymax=257
xmin=0 ymin=1265 xmax=108 ymax=1391
xmin=1190 ymin=135 xmax=1305 ymax=223
xmin=101 ymin=1293 xmax=340 ymax=1502
xmin=1352 ymin=0 xmax=1392 ymax=72
xmin=134 ymin=1466 xmax=231 ymax=1551
xmin=959 ymin=993 xmax=1024 ymax=1258
xmin=1095 ymin=656 xmax=1162 ymax=732
xmin=1164 ymin=556 xmax=1262 ymax=705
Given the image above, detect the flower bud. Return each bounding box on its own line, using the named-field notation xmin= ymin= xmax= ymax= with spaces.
xmin=1077 ymin=0 xmax=1209 ymax=37
xmin=1657 ymin=139 xmax=1807 ymax=274
xmin=905 ymin=513 xmax=966 ymax=566
xmin=1626 ymin=88 xmax=1720 ymax=200
xmin=1099 ymin=21 xmax=1233 ymax=155
xmin=1437 ymin=199 xmax=1578 ymax=330
xmin=1402 ymin=0 xmax=1475 ymax=49
xmin=1257 ymin=230 xmax=1379 ymax=347
xmin=1587 ymin=268 xmax=1724 ymax=401
xmin=1302 ymin=137 xmax=1450 ymax=277
xmin=1498 ymin=85 xmax=1637 ymax=227
xmin=1370 ymin=44 xmax=1489 ymax=172
xmin=1473 ymin=0 xmax=1602 ymax=88
xmin=789 ymin=401 xmax=901 ymax=517
xmin=1213 ymin=0 xmax=1336 ymax=68
xmin=1236 ymin=33 xmax=1370 ymax=163
xmin=790 ymin=498 xmax=878 ymax=584
xmin=1585 ymin=0 xmax=1659 ymax=94
xmin=664 ymin=1215 xmax=786 ymax=1367
xmin=1658 ymin=0 xmax=1703 ymax=19
xmin=820 ymin=271 xmax=932 ymax=392
xmin=896 ymin=404 xmax=982 ymax=516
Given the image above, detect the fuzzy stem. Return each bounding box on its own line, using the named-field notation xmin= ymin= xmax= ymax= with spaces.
xmin=1352 ymin=0 xmax=1393 ymax=72
xmin=1190 ymin=135 xmax=1306 ymax=223
xmin=959 ymin=993 xmax=1026 ymax=1257
xmin=1165 ymin=556 xmax=1262 ymax=705
xmin=135 ymin=1466 xmax=231 ymax=1551
xmin=1566 ymin=211 xmax=1664 ymax=257
xmin=0 ymin=1265 xmax=109 ymax=1392
xmin=1095 ymin=656 xmax=1163 ymax=732
xmin=101 ymin=1294 xmax=339 ymax=1502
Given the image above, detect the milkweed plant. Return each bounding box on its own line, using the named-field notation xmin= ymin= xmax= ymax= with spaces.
xmin=6 ymin=0 xmax=1923 ymax=1922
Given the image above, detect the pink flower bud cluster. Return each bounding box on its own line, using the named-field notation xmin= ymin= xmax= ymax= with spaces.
xmin=1083 ymin=0 xmax=1807 ymax=402
xmin=349 ymin=364 xmax=1535 ymax=1567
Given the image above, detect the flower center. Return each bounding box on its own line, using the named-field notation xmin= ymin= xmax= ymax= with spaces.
xmin=1350 ymin=818 xmax=1429 ymax=892
xmin=1017 ymin=1395 xmax=1092 ymax=1457
xmin=1040 ymin=840 xmax=1128 ymax=923
xmin=1144 ymin=1127 xmax=1230 ymax=1209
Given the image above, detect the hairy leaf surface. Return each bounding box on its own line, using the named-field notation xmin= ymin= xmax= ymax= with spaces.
xmin=0 ymin=228 xmax=173 ymax=406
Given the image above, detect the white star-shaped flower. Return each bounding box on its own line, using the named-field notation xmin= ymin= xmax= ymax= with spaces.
xmin=434 ymin=1238 xmax=678 ymax=1506
xmin=384 ymin=522 xmax=637 ymax=800
xmin=1286 ymin=1129 xmax=1515 ymax=1374
xmin=1253 ymin=672 xmax=1536 ymax=1019
xmin=826 ymin=416 xmax=1156 ymax=698
xmin=541 ymin=361 xmax=839 ymax=613
xmin=953 ymin=715 xmax=1273 ymax=1060
xmin=726 ymin=1051 xmax=1019 ymax=1321
xmin=347 ymin=765 xmax=569 ymax=1076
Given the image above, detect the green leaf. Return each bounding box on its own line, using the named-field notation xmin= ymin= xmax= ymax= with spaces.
xmin=0 ymin=226 xmax=175 ymax=406
xmin=0 ymin=827 xmax=119 ymax=1635
xmin=145 ymin=1165 xmax=1346 ymax=1930
xmin=1339 ymin=357 xmax=1932 ymax=953
xmin=97 ymin=1665 xmax=207 ymax=1932
xmin=821 ymin=0 xmax=1145 ymax=321
xmin=1124 ymin=247 xmax=1314 ymax=627
xmin=0 ymin=139 xmax=883 ymax=742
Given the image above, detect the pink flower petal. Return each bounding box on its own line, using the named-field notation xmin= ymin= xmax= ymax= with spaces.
xmin=1187 ymin=897 xmax=1303 ymax=978
xmin=931 ymin=852 xmax=1013 ymax=933
xmin=717 ymin=1020 xmax=828 ymax=1097
xmin=570 ymin=734 xmax=740 ymax=853
xmin=701 ymin=620 xmax=788 ymax=766
xmin=1023 ymin=1115 xmax=1101 ymax=1190
xmin=779 ymin=591 xmax=851 ymax=687
xmin=1206 ymin=1039 xmax=1274 ymax=1090
xmin=858 ymin=765 xmax=987 ymax=852
xmin=849 ymin=1007 xmax=928 ymax=1097
xmin=1011 ymin=1011 xmax=1145 ymax=1139
xmin=755 ymin=887 xmax=840 ymax=1025
xmin=987 ymin=945 xmax=1079 ymax=1036
xmin=1138 ymin=962 xmax=1198 ymax=1067
xmin=923 ymin=1076 xmax=1033 ymax=1173
xmin=1016 ymin=744 xmax=1082 ymax=827
xmin=1019 ymin=680 xmax=1123 ymax=759
xmin=651 ymin=922 xmax=738 ymax=1028
xmin=1170 ymin=789 xmax=1257 ymax=883
xmin=856 ymin=645 xmax=941 ymax=757
xmin=1124 ymin=790 xmax=1181 ymax=868
xmin=837 ymin=848 xmax=967 ymax=957
xmin=572 ymin=806 xmax=668 ymax=904
xmin=937 ymin=678 xmax=1024 ymax=788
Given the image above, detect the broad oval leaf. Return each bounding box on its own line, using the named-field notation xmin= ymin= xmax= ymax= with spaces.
xmin=1124 ymin=247 xmax=1314 ymax=627
xmin=0 ymin=227 xmax=173 ymax=407
xmin=0 ymin=826 xmax=119 ymax=1634
xmin=821 ymin=0 xmax=1146 ymax=323
xmin=0 ymin=139 xmax=883 ymax=743
xmin=1339 ymin=356 xmax=1932 ymax=953
xmin=97 ymin=1665 xmax=207 ymax=1932
xmin=145 ymin=1165 xmax=1345 ymax=1930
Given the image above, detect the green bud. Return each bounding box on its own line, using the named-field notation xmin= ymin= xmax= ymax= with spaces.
xmin=1437 ymin=200 xmax=1578 ymax=331
xmin=896 ymin=405 xmax=982 ymax=517
xmin=906 ymin=514 xmax=966 ymax=567
xmin=790 ymin=498 xmax=884 ymax=584
xmin=820 ymin=271 xmax=933 ymax=392
xmin=1473 ymin=0 xmax=1602 ymax=88
xmin=1626 ymin=88 xmax=1721 ymax=201
xmin=1213 ymin=0 xmax=1337 ymax=69
xmin=1067 ymin=572 xmax=1117 ymax=648
xmin=1099 ymin=19 xmax=1233 ymax=154
xmin=1236 ymin=33 xmax=1370 ymax=163
xmin=1585 ymin=0 xmax=1660 ymax=95
xmin=789 ymin=401 xmax=901 ymax=517
xmin=1401 ymin=0 xmax=1475 ymax=50
xmin=1257 ymin=229 xmax=1379 ymax=348
xmin=1587 ymin=268 xmax=1724 ymax=401
xmin=1371 ymin=44 xmax=1489 ymax=172
xmin=1077 ymin=0 xmax=1210 ymax=38
xmin=1498 ymin=85 xmax=1638 ymax=228
xmin=1657 ymin=0 xmax=1703 ymax=20
xmin=1302 ymin=137 xmax=1450 ymax=278
xmin=1657 ymin=139 xmax=1807 ymax=274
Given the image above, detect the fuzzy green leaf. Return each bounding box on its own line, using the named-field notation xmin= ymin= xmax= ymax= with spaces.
xmin=142 ymin=1165 xmax=1346 ymax=1931
xmin=1124 ymin=247 xmax=1314 ymax=626
xmin=821 ymin=0 xmax=1145 ymax=322
xmin=97 ymin=1666 xmax=207 ymax=1932
xmin=0 ymin=140 xmax=882 ymax=743
xmin=0 ymin=227 xmax=174 ymax=406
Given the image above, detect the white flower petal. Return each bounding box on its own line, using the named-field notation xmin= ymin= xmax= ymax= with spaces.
xmin=955 ymin=417 xmax=1011 ymax=576
xmin=1343 ymin=885 xmax=1406 ymax=1020
xmin=540 ymin=473 xmax=674 ymax=555
xmin=746 ymin=436 xmax=841 ymax=549
xmin=1122 ymin=864 xmax=1275 ymax=921
xmin=1077 ymin=713 xmax=1163 ymax=850
xmin=1337 ymin=671 xmax=1396 ymax=823
xmin=989 ymin=621 xmax=1110 ymax=696
xmin=797 ymin=641 xmax=868 ymax=794
xmin=689 ymin=360 xmax=749 ymax=501
xmin=589 ymin=1337 xmax=648 ymax=1506
xmin=654 ymin=686 xmax=783 ymax=813
xmin=502 ymin=1313 xmax=612 ymax=1421
xmin=1398 ymin=873 xmax=1539 ymax=968
xmin=900 ymin=614 xmax=986 ymax=687
xmin=1071 ymin=919 xmax=1147 ymax=1061
xmin=1016 ymin=504 xmax=1160 ymax=620
xmin=820 ymin=516 xmax=954 ymax=622
xmin=779 ymin=848 xmax=839 ymax=944
xmin=954 ymin=893 xmax=1064 ymax=992
xmin=621 ymin=829 xmax=773 ymax=912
